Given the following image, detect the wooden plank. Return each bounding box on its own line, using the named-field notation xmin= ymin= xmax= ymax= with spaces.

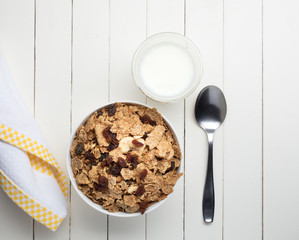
xmin=109 ymin=0 xmax=146 ymax=102
xmin=71 ymin=0 xmax=109 ymax=239
xmin=0 ymin=0 xmax=35 ymax=113
xmin=263 ymin=0 xmax=299 ymax=239
xmin=146 ymin=0 xmax=184 ymax=35
xmin=223 ymin=0 xmax=262 ymax=239
xmin=146 ymin=1 xmax=185 ymax=240
xmin=0 ymin=0 xmax=34 ymax=239
xmin=33 ymin=0 xmax=71 ymax=238
xmin=185 ymin=0 xmax=223 ymax=239
xmin=109 ymin=0 xmax=146 ymax=239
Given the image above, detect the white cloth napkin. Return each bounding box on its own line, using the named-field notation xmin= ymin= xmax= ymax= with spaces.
xmin=0 ymin=55 xmax=67 ymax=231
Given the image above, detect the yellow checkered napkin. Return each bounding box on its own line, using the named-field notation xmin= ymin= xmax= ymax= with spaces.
xmin=0 ymin=55 xmax=67 ymax=231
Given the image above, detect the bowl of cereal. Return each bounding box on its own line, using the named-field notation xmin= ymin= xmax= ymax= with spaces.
xmin=67 ymin=102 xmax=183 ymax=216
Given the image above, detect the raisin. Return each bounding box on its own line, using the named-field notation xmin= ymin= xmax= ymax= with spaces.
xmin=101 ymin=156 xmax=113 ymax=168
xmin=139 ymin=169 xmax=147 ymax=181
xmin=136 ymin=184 xmax=145 ymax=196
xmin=139 ymin=115 xmax=156 ymax=126
xmin=107 ymin=143 xmax=118 ymax=151
xmin=131 ymin=161 xmax=138 ymax=169
xmin=102 ymin=127 xmax=119 ymax=146
xmin=97 ymin=109 xmax=103 ymax=117
xmin=139 ymin=200 xmax=148 ymax=214
xmin=107 ymin=104 xmax=116 ymax=117
xmin=166 ymin=161 xmax=176 ymax=173
xmin=126 ymin=152 xmax=132 ymax=163
xmin=117 ymin=157 xmax=127 ymax=168
xmin=126 ymin=153 xmax=138 ymax=169
xmin=132 ymin=139 xmax=144 ymax=147
xmin=110 ymin=162 xmax=122 ymax=177
xmin=75 ymin=143 xmax=84 ymax=155
xmin=111 ymin=138 xmax=118 ymax=145
xmin=102 ymin=127 xmax=119 ymax=151
xmin=126 ymin=153 xmax=137 ymax=163
xmin=131 ymin=156 xmax=139 ymax=168
xmin=99 ymin=152 xmax=109 ymax=162
xmin=106 ymin=156 xmax=113 ymax=165
xmin=110 ymin=157 xmax=127 ymax=176
xmin=96 ymin=176 xmax=108 ymax=192
xmin=102 ymin=127 xmax=110 ymax=140
xmin=85 ymin=150 xmax=96 ymax=162
xmin=102 ymin=127 xmax=112 ymax=142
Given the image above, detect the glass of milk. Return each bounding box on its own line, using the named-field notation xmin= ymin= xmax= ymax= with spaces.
xmin=132 ymin=32 xmax=202 ymax=102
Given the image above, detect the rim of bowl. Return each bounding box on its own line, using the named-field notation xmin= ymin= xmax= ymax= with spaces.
xmin=67 ymin=101 xmax=184 ymax=217
xmin=132 ymin=32 xmax=203 ymax=103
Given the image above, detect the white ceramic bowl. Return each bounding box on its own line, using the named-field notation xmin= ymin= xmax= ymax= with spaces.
xmin=67 ymin=101 xmax=183 ymax=217
xmin=132 ymin=32 xmax=203 ymax=102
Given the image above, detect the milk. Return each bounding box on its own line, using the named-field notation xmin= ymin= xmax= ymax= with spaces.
xmin=138 ymin=42 xmax=195 ymax=99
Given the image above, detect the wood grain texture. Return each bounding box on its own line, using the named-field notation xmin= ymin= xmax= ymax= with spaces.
xmin=223 ymin=0 xmax=262 ymax=239
xmin=0 ymin=0 xmax=34 ymax=239
xmin=147 ymin=0 xmax=184 ymax=35
xmin=185 ymin=0 xmax=224 ymax=239
xmin=109 ymin=0 xmax=146 ymax=239
xmin=2 ymin=0 xmax=299 ymax=239
xmin=34 ymin=0 xmax=71 ymax=238
xmin=263 ymin=0 xmax=299 ymax=239
xmin=0 ymin=0 xmax=35 ymax=113
xmin=71 ymin=0 xmax=109 ymax=239
xmin=146 ymin=1 xmax=185 ymax=240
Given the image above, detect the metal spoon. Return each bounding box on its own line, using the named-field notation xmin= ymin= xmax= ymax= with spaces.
xmin=194 ymin=85 xmax=227 ymax=223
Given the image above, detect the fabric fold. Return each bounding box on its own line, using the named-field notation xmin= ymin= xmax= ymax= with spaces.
xmin=0 ymin=55 xmax=67 ymax=231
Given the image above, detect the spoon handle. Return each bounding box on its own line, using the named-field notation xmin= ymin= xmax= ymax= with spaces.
xmin=202 ymin=134 xmax=215 ymax=223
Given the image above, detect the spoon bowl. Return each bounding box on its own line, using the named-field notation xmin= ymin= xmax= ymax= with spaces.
xmin=194 ymin=85 xmax=227 ymax=223
xmin=195 ymin=86 xmax=227 ymax=132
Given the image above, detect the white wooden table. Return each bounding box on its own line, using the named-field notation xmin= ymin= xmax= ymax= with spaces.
xmin=1 ymin=0 xmax=299 ymax=239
